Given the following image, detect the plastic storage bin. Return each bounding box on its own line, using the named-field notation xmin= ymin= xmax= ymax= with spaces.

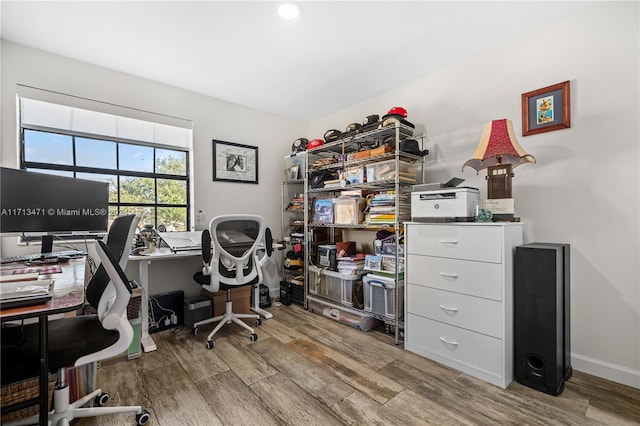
xmin=308 ymin=265 xmax=364 ymax=306
xmin=284 ymin=152 xmax=306 ymax=180
xmin=333 ymin=197 xmax=366 ymax=225
xmin=366 ymin=159 xmax=417 ymax=183
xmin=344 ymin=166 xmax=366 ymax=184
xmin=307 ymin=295 xmax=383 ymax=331
xmin=363 ymin=274 xmax=403 ymax=318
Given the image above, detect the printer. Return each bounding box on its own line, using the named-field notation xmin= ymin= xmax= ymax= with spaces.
xmin=411 ymin=178 xmax=479 ymax=222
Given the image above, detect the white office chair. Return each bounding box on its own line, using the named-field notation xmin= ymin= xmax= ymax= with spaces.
xmin=192 ymin=214 xmax=270 ymax=349
xmin=1 ymin=215 xmax=150 ymax=426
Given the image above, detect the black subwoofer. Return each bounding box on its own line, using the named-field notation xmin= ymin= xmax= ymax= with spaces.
xmin=514 ymin=243 xmax=571 ymax=395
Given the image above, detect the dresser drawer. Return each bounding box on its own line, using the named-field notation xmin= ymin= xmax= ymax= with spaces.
xmin=407 ymin=284 xmax=503 ymax=338
xmin=405 ymin=313 xmax=503 ymax=379
xmin=406 ymin=224 xmax=502 ymax=263
xmin=407 ymin=254 xmax=502 ymax=301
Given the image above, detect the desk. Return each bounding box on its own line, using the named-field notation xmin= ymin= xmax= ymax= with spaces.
xmin=128 ymin=247 xmax=274 ymax=352
xmin=0 ymin=258 xmax=86 ymax=425
xmin=129 ymin=248 xmax=201 ymax=352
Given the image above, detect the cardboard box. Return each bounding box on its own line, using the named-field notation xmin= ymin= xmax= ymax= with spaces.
xmin=202 ymin=286 xmax=252 ymax=316
xmin=354 ymin=150 xmax=370 ymax=160
xmin=370 ymin=145 xmax=393 ymax=156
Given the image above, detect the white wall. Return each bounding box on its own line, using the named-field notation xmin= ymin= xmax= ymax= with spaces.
xmin=0 ymin=39 xmax=307 ymax=294
xmin=309 ymin=3 xmax=639 ymax=388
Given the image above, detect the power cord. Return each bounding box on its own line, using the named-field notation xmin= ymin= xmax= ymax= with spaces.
xmin=147 ymin=295 xmax=178 ymax=330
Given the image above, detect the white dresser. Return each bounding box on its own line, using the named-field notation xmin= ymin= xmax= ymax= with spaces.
xmin=404 ymin=222 xmax=523 ymax=388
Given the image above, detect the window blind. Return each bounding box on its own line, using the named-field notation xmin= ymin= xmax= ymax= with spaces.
xmin=17 ymin=85 xmax=193 ymax=149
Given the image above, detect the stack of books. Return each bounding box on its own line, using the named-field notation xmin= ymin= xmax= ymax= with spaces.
xmin=366 ymin=191 xmax=410 ymax=224
xmin=336 ymin=254 xmax=366 ymax=275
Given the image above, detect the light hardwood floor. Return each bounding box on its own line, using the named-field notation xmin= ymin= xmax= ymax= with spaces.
xmin=79 ymin=303 xmax=639 ymax=425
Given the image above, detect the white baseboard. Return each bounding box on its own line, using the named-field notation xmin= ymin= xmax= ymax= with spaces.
xmin=572 ymin=353 xmax=640 ymax=389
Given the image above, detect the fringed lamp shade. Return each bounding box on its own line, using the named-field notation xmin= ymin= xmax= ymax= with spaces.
xmin=463 ymin=119 xmax=536 ymax=172
xmin=463 ymin=119 xmax=536 ymax=208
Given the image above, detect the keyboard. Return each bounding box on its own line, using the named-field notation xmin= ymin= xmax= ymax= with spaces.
xmin=0 ymin=250 xmax=87 ymax=265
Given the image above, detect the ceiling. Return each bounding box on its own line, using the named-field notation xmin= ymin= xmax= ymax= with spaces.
xmin=1 ymin=1 xmax=580 ymax=121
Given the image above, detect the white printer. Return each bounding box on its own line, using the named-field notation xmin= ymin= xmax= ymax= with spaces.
xmin=411 ymin=179 xmax=479 ymax=222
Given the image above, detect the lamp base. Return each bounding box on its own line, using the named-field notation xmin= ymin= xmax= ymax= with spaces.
xmin=487 ymin=164 xmax=513 ymax=199
xmin=492 ymin=214 xmax=520 ymax=222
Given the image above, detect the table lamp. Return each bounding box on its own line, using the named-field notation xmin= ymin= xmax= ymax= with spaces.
xmin=463 ymin=118 xmax=535 ymax=220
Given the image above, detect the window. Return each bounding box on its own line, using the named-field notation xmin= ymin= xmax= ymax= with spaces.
xmin=22 ymin=129 xmax=190 ymax=231
xmin=17 ymin=87 xmax=194 ymax=235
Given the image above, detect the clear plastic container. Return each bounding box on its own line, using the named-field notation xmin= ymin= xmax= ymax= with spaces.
xmin=363 ymin=274 xmax=404 ymax=318
xmin=366 ymin=159 xmax=417 ymax=183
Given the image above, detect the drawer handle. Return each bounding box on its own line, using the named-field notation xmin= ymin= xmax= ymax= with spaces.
xmin=439 ymin=272 xmax=458 ymax=278
xmin=438 ymin=239 xmax=459 ymax=245
xmin=439 ymin=304 xmax=459 ymax=313
xmin=439 ymin=337 xmax=458 ymax=346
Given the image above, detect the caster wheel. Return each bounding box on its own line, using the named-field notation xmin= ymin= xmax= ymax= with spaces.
xmin=94 ymin=392 xmax=109 ymax=406
xmin=191 ymin=327 xmax=198 ymax=335
xmin=250 ymin=333 xmax=258 ymax=342
xmin=136 ymin=409 xmax=151 ymax=425
xmin=205 ymin=340 xmax=214 ymax=349
xmin=255 ymin=318 xmax=262 ymax=326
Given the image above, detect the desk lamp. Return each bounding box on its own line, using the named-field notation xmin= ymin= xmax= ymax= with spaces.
xmin=463 ymin=118 xmax=535 ymax=221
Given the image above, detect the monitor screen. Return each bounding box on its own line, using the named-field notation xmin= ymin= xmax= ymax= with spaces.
xmin=0 ymin=167 xmax=109 ymax=234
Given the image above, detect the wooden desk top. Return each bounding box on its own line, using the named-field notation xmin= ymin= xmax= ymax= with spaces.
xmin=0 ymin=257 xmax=87 ymax=321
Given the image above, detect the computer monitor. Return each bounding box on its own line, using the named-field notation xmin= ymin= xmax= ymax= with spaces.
xmin=0 ymin=167 xmax=109 ymax=235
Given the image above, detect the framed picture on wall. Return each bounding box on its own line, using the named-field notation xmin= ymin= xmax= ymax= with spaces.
xmin=521 ymin=80 xmax=571 ymax=136
xmin=212 ymin=139 xmax=258 ymax=184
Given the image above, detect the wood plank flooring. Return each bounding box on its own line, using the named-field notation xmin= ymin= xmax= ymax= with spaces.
xmin=78 ymin=303 xmax=640 ymax=425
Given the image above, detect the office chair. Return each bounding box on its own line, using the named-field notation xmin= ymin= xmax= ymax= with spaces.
xmin=192 ymin=214 xmax=270 ymax=349
xmin=1 ymin=215 xmax=150 ymax=426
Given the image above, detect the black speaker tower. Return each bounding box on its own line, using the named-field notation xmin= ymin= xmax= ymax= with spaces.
xmin=514 ymin=242 xmax=571 ymax=396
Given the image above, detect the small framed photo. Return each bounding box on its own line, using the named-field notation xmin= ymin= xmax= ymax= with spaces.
xmin=288 ymin=165 xmax=300 ymax=180
xmin=312 ymin=198 xmax=334 ymax=224
xmin=521 ymin=81 xmax=571 ymax=136
xmin=213 ymin=139 xmax=258 ymax=184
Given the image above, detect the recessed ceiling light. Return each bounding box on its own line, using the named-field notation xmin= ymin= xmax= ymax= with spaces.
xmin=278 ymin=2 xmax=302 ymax=20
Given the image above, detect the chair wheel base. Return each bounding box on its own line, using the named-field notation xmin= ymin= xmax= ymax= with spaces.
xmin=255 ymin=318 xmax=262 ymax=326
xmin=94 ymin=392 xmax=110 ymax=406
xmin=136 ymin=409 xmax=151 ymax=425
xmin=191 ymin=327 xmax=198 ymax=335
xmin=205 ymin=340 xmax=214 ymax=349
xmin=250 ymin=333 xmax=258 ymax=342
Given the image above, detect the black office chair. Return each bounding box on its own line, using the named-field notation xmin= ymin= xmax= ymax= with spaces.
xmin=86 ymin=213 xmax=140 ymax=313
xmin=0 ymin=215 xmax=150 ymax=425
xmin=192 ymin=214 xmax=270 ymax=349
